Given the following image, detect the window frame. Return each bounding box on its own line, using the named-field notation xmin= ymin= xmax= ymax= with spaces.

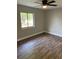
xmin=20 ymin=12 xmax=35 ymax=29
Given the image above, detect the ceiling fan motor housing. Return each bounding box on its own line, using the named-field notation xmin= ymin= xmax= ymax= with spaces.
xmin=42 ymin=0 xmax=47 ymax=5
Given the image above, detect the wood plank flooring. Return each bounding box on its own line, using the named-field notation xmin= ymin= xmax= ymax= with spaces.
xmin=17 ymin=33 xmax=62 ymax=59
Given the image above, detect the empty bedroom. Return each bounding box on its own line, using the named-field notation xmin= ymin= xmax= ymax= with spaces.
xmin=17 ymin=0 xmax=62 ymax=59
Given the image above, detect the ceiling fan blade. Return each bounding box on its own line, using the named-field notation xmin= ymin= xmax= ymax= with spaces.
xmin=48 ymin=0 xmax=55 ymax=3
xmin=48 ymin=4 xmax=57 ymax=6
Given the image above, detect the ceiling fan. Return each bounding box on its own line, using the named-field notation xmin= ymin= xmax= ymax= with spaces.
xmin=35 ymin=0 xmax=57 ymax=8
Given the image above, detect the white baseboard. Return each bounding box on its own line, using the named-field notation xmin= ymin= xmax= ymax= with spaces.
xmin=45 ymin=31 xmax=62 ymax=37
xmin=17 ymin=31 xmax=45 ymax=41
xmin=18 ymin=31 xmax=62 ymax=41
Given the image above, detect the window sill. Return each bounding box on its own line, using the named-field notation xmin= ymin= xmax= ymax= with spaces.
xmin=21 ymin=26 xmax=35 ymax=30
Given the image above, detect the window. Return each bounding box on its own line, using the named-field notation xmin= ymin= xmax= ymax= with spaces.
xmin=20 ymin=12 xmax=34 ymax=28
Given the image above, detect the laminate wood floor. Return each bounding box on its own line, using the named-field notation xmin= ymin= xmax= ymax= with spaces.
xmin=17 ymin=33 xmax=62 ymax=59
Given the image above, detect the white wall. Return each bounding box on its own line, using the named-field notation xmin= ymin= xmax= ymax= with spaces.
xmin=17 ymin=5 xmax=62 ymax=41
xmin=17 ymin=5 xmax=45 ymax=41
xmin=45 ymin=8 xmax=62 ymax=37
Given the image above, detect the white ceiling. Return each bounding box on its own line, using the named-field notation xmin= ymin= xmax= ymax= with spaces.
xmin=17 ymin=0 xmax=62 ymax=9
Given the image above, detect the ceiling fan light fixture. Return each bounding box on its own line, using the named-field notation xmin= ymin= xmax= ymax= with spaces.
xmin=43 ymin=5 xmax=47 ymax=8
